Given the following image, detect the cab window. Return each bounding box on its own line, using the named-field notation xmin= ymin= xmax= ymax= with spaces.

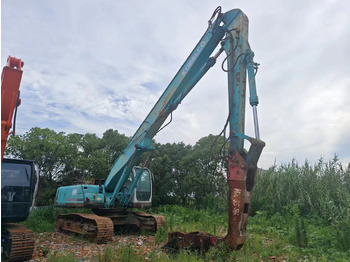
xmin=136 ymin=170 xmax=151 ymax=201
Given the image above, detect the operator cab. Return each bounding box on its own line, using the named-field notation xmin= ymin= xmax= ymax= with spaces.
xmin=127 ymin=167 xmax=153 ymax=208
xmin=1 ymin=158 xmax=38 ymax=223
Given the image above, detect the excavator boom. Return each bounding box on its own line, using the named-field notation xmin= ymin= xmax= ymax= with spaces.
xmin=1 ymin=56 xmax=24 ymax=163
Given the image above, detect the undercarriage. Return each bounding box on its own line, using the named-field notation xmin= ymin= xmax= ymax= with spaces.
xmin=55 ymin=210 xmax=165 ymax=243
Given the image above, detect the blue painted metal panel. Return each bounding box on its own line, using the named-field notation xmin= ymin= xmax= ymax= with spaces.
xmin=55 ymin=184 xmax=105 ymax=207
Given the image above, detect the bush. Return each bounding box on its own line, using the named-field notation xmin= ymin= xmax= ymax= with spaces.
xmin=335 ymin=219 xmax=350 ymax=251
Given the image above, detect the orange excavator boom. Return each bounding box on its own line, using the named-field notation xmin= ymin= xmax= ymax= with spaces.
xmin=1 ymin=56 xmax=24 ymax=163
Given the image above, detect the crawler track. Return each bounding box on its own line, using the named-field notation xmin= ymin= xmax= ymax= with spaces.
xmin=55 ymin=213 xmax=114 ymax=243
xmin=93 ymin=209 xmax=165 ymax=233
xmin=56 ymin=211 xmax=165 ymax=244
xmin=2 ymin=223 xmax=34 ymax=261
xmin=132 ymin=212 xmax=166 ymax=232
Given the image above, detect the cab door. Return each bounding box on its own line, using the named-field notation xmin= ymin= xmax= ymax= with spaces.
xmin=130 ymin=167 xmax=153 ymax=207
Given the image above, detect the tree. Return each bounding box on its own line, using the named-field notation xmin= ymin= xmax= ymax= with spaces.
xmin=101 ymin=129 xmax=129 ymax=163
xmin=180 ymin=135 xmax=227 ymax=207
xmin=149 ymin=135 xmax=227 ymax=208
xmin=6 ymin=127 xmax=67 ymax=182
xmin=150 ymin=142 xmax=192 ymax=206
xmin=75 ymin=130 xmax=129 ymax=180
xmin=5 ymin=127 xmax=71 ymax=205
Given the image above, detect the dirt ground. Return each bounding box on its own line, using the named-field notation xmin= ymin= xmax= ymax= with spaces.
xmin=29 ymin=232 xmax=161 ymax=261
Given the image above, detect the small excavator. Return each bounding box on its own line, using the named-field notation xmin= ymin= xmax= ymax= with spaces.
xmin=1 ymin=56 xmax=39 ymax=261
xmin=55 ymin=6 xmax=265 ymax=251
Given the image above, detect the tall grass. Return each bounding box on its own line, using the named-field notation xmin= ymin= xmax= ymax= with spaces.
xmin=251 ymin=156 xmax=350 ymax=223
xmin=250 ymin=156 xmax=350 ymax=253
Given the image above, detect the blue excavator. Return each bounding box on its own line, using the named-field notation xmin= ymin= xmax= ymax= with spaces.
xmin=55 ymin=6 xmax=265 ymax=251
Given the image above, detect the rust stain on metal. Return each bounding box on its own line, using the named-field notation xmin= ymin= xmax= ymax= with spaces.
xmin=152 ymin=214 xmax=166 ymax=231
xmin=224 ymin=150 xmax=248 ymax=250
xmin=235 ymin=71 xmax=240 ymax=83
xmin=159 ymin=88 xmax=177 ymax=112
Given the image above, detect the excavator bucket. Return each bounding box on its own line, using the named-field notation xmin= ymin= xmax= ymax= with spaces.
xmin=164 ymin=137 xmax=265 ymax=252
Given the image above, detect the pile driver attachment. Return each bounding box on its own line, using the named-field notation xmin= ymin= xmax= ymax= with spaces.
xmin=164 ymin=136 xmax=265 ymax=252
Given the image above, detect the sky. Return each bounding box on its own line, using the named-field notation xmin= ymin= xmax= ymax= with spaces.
xmin=2 ymin=0 xmax=350 ymax=169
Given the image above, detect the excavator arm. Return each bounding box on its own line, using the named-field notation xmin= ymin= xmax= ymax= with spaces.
xmin=104 ymin=7 xmax=264 ymax=202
